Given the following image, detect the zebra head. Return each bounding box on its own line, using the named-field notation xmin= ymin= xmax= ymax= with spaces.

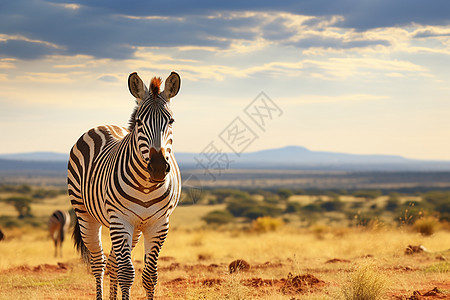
xmin=128 ymin=72 xmax=181 ymax=182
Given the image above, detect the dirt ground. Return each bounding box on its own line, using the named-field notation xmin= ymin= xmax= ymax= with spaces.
xmin=1 ymin=250 xmax=449 ymax=300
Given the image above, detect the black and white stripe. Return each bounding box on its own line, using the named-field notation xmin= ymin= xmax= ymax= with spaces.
xmin=48 ymin=210 xmax=71 ymax=257
xmin=68 ymin=72 xmax=181 ymax=300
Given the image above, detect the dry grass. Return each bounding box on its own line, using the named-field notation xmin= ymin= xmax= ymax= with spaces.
xmin=1 ymin=223 xmax=449 ymax=299
xmin=341 ymin=263 xmax=388 ymax=300
xmin=1 ymin=199 xmax=450 ymax=299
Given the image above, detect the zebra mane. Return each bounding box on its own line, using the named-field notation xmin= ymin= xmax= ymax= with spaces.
xmin=150 ymin=77 xmax=162 ymax=99
xmin=128 ymin=105 xmax=138 ymax=131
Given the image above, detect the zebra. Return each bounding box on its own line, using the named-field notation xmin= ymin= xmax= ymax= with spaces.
xmin=48 ymin=210 xmax=71 ymax=257
xmin=68 ymin=72 xmax=181 ymax=300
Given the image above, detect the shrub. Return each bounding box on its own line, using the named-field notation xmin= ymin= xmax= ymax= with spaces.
xmin=321 ymin=200 xmax=345 ymax=212
xmin=303 ymin=202 xmax=324 ymax=213
xmin=251 ymin=216 xmax=283 ymax=233
xmin=202 ymin=210 xmax=234 ymax=225
xmin=212 ymin=189 xmax=250 ymax=204
xmin=4 ymin=196 xmax=33 ymax=218
xmin=285 ymin=201 xmax=302 ymax=213
xmin=385 ymin=193 xmax=400 ymax=212
xmin=413 ymin=216 xmax=440 ymax=236
xmin=277 ymin=188 xmax=293 ymax=200
xmin=243 ymin=207 xmax=267 ymax=220
xmin=342 ymin=263 xmax=387 ymax=300
xmin=352 ymin=190 xmax=382 ymax=200
xmin=226 ymin=197 xmax=258 ymax=217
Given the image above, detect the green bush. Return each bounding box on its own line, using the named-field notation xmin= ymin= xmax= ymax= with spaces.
xmin=4 ymin=196 xmax=33 ymax=218
xmin=243 ymin=207 xmax=267 ymax=220
xmin=385 ymin=193 xmax=400 ymax=212
xmin=423 ymin=191 xmax=450 ymax=221
xmin=202 ymin=210 xmax=234 ymax=225
xmin=303 ymin=202 xmax=325 ymax=213
xmin=321 ymin=200 xmax=345 ymax=212
xmin=226 ymin=196 xmax=258 ymax=217
xmin=277 ymin=188 xmax=293 ymax=200
xmin=352 ymin=190 xmax=382 ymax=200
xmin=285 ymin=201 xmax=302 ymax=213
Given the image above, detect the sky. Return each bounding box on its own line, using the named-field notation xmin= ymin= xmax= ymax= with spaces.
xmin=1 ymin=0 xmax=450 ymax=160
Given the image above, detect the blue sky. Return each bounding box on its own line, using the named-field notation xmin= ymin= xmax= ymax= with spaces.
xmin=1 ymin=0 xmax=450 ymax=160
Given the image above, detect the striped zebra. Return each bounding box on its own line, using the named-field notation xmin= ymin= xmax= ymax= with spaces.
xmin=48 ymin=210 xmax=71 ymax=257
xmin=68 ymin=72 xmax=181 ymax=300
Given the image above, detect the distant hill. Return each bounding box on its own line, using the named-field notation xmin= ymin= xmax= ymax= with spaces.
xmin=175 ymin=146 xmax=450 ymax=171
xmin=0 ymin=152 xmax=69 ymax=162
xmin=1 ymin=146 xmax=450 ymax=174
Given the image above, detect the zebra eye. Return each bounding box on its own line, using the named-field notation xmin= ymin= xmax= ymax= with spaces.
xmin=168 ymin=118 xmax=175 ymax=125
xmin=136 ymin=119 xmax=143 ymax=126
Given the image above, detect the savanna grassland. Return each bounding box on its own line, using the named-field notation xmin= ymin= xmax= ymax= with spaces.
xmin=0 ymin=183 xmax=449 ymax=300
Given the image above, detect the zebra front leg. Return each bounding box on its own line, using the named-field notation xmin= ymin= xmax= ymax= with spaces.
xmin=107 ymin=251 xmax=118 ymax=300
xmin=108 ymin=229 xmax=141 ymax=300
xmin=142 ymin=221 xmax=169 ymax=299
xmin=76 ymin=215 xmax=106 ymax=300
xmin=110 ymin=220 xmax=135 ymax=300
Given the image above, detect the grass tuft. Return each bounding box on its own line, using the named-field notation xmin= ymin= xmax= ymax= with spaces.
xmin=341 ymin=263 xmax=387 ymax=300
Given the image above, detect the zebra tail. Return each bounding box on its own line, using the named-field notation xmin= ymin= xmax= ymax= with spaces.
xmin=72 ymin=217 xmax=90 ymax=265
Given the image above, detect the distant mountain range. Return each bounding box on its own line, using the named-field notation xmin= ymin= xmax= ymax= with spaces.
xmin=1 ymin=146 xmax=450 ymax=173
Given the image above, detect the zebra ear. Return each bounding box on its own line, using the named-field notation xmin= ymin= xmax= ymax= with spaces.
xmin=128 ymin=72 xmax=148 ymax=102
xmin=163 ymin=72 xmax=181 ymax=100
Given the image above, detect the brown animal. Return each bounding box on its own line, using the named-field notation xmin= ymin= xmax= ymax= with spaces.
xmin=48 ymin=210 xmax=71 ymax=257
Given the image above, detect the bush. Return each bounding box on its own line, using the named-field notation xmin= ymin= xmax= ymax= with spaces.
xmin=31 ymin=188 xmax=60 ymax=199
xmin=251 ymin=216 xmax=283 ymax=233
xmin=285 ymin=201 xmax=302 ymax=213
xmin=422 ymin=191 xmax=450 ymax=221
xmin=277 ymin=188 xmax=293 ymax=200
xmin=342 ymin=263 xmax=387 ymax=300
xmin=226 ymin=196 xmax=258 ymax=217
xmin=385 ymin=193 xmax=400 ymax=212
xmin=202 ymin=210 xmax=234 ymax=225
xmin=321 ymin=200 xmax=345 ymax=212
xmin=413 ymin=216 xmax=440 ymax=236
xmin=4 ymin=196 xmax=33 ymax=218
xmin=303 ymin=202 xmax=325 ymax=213
xmin=243 ymin=207 xmax=267 ymax=220
xmin=352 ymin=190 xmax=382 ymax=200
xmin=212 ymin=189 xmax=250 ymax=204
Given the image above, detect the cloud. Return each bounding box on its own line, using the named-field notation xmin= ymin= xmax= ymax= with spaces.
xmin=287 ymin=35 xmax=390 ymax=49
xmin=413 ymin=27 xmax=450 ymax=38
xmin=0 ymin=0 xmax=449 ymax=61
xmin=0 ymin=39 xmax=61 ymax=60
xmin=97 ymin=75 xmax=119 ymax=82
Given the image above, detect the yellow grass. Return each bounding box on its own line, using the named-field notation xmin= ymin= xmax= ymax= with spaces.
xmin=1 ymin=199 xmax=450 ymax=299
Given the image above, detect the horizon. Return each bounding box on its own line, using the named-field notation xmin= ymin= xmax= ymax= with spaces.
xmin=1 ymin=145 xmax=449 ymax=162
xmin=1 ymin=1 xmax=450 ymax=160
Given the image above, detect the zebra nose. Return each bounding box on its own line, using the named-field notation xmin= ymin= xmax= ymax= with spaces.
xmin=148 ymin=148 xmax=170 ymax=181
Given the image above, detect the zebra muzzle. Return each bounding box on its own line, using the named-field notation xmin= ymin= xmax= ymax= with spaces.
xmin=148 ymin=148 xmax=170 ymax=182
